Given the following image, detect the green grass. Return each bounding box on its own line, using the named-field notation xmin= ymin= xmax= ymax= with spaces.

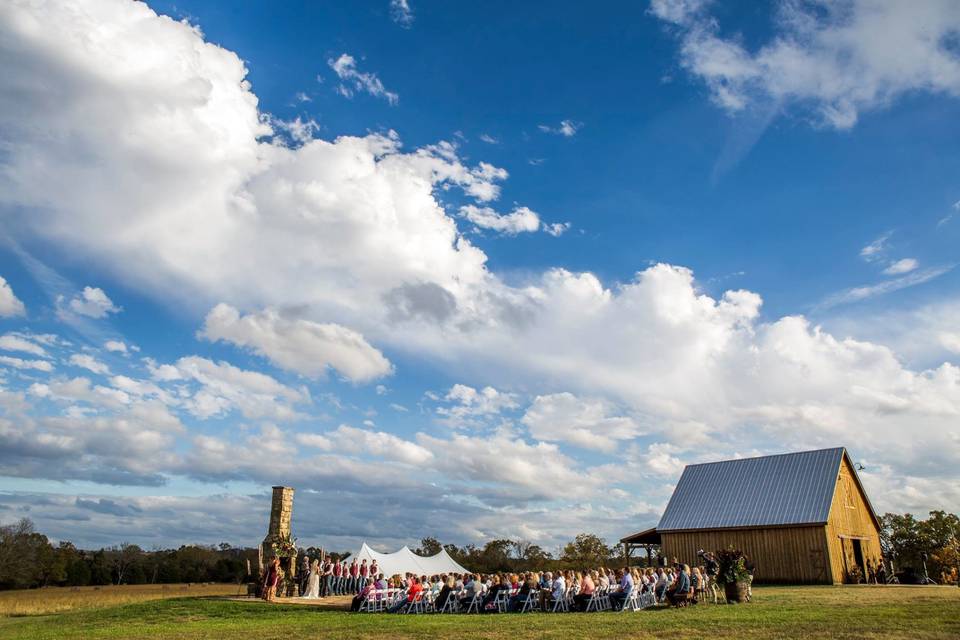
xmin=0 ymin=586 xmax=958 ymax=640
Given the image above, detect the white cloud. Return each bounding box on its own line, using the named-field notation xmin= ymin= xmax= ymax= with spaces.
xmin=654 ymin=0 xmax=960 ymax=129
xmin=328 ymin=53 xmax=398 ymax=105
xmin=200 ymin=304 xmax=392 ymax=383
xmin=104 ymin=340 xmax=133 ymax=353
xmin=860 ymin=232 xmax=892 ymax=261
xmin=68 ymin=353 xmax=110 ymax=375
xmin=166 ymin=356 xmax=306 ymax=421
xmin=325 ymin=424 xmax=434 ymax=465
xmin=459 ymin=205 xmax=540 ymax=235
xmin=538 ymin=119 xmax=581 ymax=137
xmin=437 ymin=383 xmax=519 ymax=422
xmin=390 ymin=0 xmax=414 ymax=28
xmin=65 ymin=286 xmax=121 ymax=318
xmin=0 ymin=276 xmax=26 ymax=317
xmin=0 ymin=334 xmax=47 ymax=357
xmin=522 ymin=392 xmax=643 ymax=452
xmin=0 ymin=0 xmax=958 ymax=541
xmin=883 ymin=258 xmax=918 ymax=276
xmin=478 ymin=133 xmax=499 ymax=144
xmin=819 ymin=265 xmax=954 ymax=309
xmin=543 ymin=221 xmax=571 ymax=237
xmin=0 ymin=355 xmax=53 ymax=372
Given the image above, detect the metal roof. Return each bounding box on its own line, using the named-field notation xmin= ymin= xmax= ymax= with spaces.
xmin=657 ymin=447 xmax=846 ymax=532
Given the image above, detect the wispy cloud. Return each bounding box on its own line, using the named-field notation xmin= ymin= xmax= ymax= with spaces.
xmin=817 ymin=265 xmax=954 ymax=310
xmin=327 ymin=54 xmax=398 ymax=105
xmin=882 ymin=258 xmax=918 ymax=276
xmin=390 ymin=0 xmax=414 ymax=28
xmin=538 ymin=119 xmax=581 ymax=137
xmin=860 ymin=231 xmax=892 ymax=262
xmin=938 ymin=199 xmax=960 ymax=227
xmin=478 ymin=133 xmax=499 ymax=144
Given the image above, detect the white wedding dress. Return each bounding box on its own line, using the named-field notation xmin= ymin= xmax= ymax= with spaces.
xmin=301 ymin=567 xmax=321 ymax=599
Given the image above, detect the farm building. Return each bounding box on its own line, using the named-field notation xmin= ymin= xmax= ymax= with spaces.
xmin=621 ymin=447 xmax=883 ymax=584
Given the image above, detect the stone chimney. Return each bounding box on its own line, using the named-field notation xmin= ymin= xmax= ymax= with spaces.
xmin=260 ymin=486 xmax=295 ymax=574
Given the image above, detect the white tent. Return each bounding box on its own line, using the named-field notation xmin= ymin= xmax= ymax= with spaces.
xmin=353 ymin=542 xmax=470 ymax=577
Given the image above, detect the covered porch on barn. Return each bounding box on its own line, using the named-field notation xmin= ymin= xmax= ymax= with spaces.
xmin=620 ymin=527 xmax=661 ymax=567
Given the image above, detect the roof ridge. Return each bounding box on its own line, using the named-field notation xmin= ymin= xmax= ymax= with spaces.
xmin=682 ymin=446 xmax=844 ymax=469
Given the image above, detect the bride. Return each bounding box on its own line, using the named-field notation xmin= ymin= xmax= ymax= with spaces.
xmin=301 ymin=558 xmax=321 ymax=599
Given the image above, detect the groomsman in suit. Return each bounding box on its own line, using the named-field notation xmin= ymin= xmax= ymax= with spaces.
xmin=298 ymin=555 xmax=310 ymax=596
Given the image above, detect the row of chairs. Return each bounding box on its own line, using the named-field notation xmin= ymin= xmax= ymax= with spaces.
xmin=360 ymin=584 xmax=661 ymax=614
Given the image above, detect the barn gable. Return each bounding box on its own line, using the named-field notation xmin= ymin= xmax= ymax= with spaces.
xmin=657 ymin=447 xmax=845 ymax=532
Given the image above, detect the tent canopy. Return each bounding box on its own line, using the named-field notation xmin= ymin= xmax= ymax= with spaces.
xmin=353 ymin=542 xmax=470 ymax=577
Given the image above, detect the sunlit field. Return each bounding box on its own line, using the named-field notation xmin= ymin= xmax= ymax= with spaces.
xmin=0 ymin=585 xmax=958 ymax=640
xmin=0 ymin=583 xmax=243 ymax=617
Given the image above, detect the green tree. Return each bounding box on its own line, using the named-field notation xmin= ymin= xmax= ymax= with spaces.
xmin=561 ymin=533 xmax=612 ymax=569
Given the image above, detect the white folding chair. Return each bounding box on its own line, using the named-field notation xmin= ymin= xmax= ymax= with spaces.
xmin=494 ymin=590 xmax=511 ymax=613
xmin=437 ymin=594 xmax=459 ymax=614
xmin=464 ymin=592 xmax=482 ymax=614
xmin=519 ymin=592 xmax=539 ymax=613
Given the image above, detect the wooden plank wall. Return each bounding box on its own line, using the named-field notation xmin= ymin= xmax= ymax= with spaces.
xmin=824 ymin=455 xmax=883 ymax=583
xmin=661 ymin=525 xmax=831 ymax=584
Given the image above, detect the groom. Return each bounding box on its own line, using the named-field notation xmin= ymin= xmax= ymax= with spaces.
xmin=299 ymin=555 xmax=310 ymax=597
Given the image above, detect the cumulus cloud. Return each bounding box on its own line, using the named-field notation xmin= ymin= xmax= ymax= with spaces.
xmin=104 ymin=340 xmax=134 ymax=353
xmin=543 ymin=222 xmax=571 ymax=237
xmin=0 ymin=277 xmax=26 ymax=317
xmin=522 ymin=392 xmax=643 ymax=452
xmin=68 ymin=353 xmax=111 ymax=375
xmin=328 ymin=53 xmax=399 ymax=104
xmin=652 ymin=0 xmax=960 ymax=128
xmin=436 ymin=383 xmax=519 ymax=423
xmin=63 ymin=286 xmax=121 ymax=318
xmin=459 ymin=205 xmax=540 ymax=235
xmin=0 ymin=355 xmax=53 ymax=372
xmin=390 ymin=0 xmax=414 ymax=28
xmin=0 ymin=333 xmax=47 ymax=357
xmin=200 ymin=304 xmax=392 ymax=383
xmin=1 ymin=0 xmax=958 ymax=547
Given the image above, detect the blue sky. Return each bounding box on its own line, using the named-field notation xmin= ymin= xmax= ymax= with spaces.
xmin=0 ymin=0 xmax=959 ymax=550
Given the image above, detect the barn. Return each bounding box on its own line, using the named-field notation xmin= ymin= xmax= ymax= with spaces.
xmin=622 ymin=447 xmax=883 ymax=584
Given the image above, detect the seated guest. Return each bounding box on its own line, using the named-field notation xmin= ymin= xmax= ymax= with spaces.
xmin=543 ymin=570 xmax=565 ymax=610
xmin=655 ymin=568 xmax=669 ymax=602
xmin=435 ymin=575 xmax=455 ymax=610
xmin=573 ymin=571 xmax=595 ymax=612
xmin=690 ymin=567 xmax=702 ymax=599
xmin=481 ymin=575 xmax=503 ymax=611
xmin=508 ymin=574 xmax=536 ymax=611
xmin=667 ymin=564 xmax=691 ymax=605
xmin=609 ymin=569 xmax=634 ymax=611
xmin=350 ymin=579 xmax=375 ymax=612
xmin=388 ymin=576 xmax=422 ymax=613
xmin=458 ymin=573 xmax=482 ymax=609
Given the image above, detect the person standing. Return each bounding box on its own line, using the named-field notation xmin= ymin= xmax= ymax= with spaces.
xmin=333 ymin=558 xmax=343 ymax=594
xmin=349 ymin=558 xmax=359 ymax=593
xmin=262 ymin=557 xmax=280 ymax=602
xmin=359 ymin=559 xmax=369 ymax=592
xmin=322 ymin=556 xmax=333 ymax=597
xmin=370 ymin=560 xmax=379 ymax=582
xmin=299 ymin=555 xmax=310 ymax=596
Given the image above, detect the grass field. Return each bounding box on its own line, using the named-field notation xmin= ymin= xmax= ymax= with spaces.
xmin=0 ymin=584 xmax=244 ymax=617
xmin=0 ymin=585 xmax=957 ymax=639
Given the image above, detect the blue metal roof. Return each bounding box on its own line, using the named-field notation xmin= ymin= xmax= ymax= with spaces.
xmin=657 ymin=447 xmax=845 ymax=531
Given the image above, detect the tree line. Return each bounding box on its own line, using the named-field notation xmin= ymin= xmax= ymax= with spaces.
xmin=2 ymin=510 xmax=957 ymax=590
xmin=0 ymin=519 xmax=258 ymax=590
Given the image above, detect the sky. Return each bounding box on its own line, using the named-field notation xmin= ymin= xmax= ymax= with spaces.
xmin=0 ymin=0 xmax=959 ymax=552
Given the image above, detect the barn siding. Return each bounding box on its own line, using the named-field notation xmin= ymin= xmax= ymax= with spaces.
xmin=824 ymin=455 xmax=883 ymax=583
xmin=661 ymin=525 xmax=831 ymax=584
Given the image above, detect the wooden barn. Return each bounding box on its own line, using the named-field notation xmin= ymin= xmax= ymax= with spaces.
xmin=625 ymin=447 xmax=883 ymax=584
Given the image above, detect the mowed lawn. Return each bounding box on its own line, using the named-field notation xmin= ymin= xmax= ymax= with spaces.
xmin=0 ymin=585 xmax=958 ymax=640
